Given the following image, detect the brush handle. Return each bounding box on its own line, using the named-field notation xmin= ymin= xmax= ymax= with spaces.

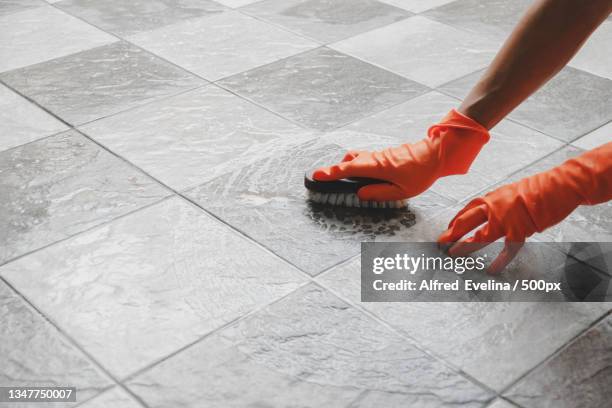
xmin=304 ymin=172 xmax=387 ymax=194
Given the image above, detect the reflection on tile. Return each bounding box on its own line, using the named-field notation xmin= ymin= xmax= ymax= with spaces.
xmin=569 ymin=21 xmax=612 ymax=79
xmin=318 ymin=257 xmax=610 ymax=390
xmin=331 ymin=16 xmax=497 ymax=87
xmin=129 ymin=11 xmax=317 ymax=81
xmin=572 ymin=122 xmax=612 ymax=150
xmin=127 ymin=284 xmax=492 ymax=407
xmin=56 ymin=0 xmax=225 ymax=36
xmin=78 ymin=387 xmax=140 ymax=408
xmin=1 ymin=198 xmax=306 ymax=378
xmin=0 ymin=6 xmax=114 ymax=73
xmin=187 ymin=138 xmax=453 ymax=275
xmin=506 ymin=315 xmax=612 ymax=408
xmin=439 ymin=67 xmax=612 ymax=142
xmin=0 ymin=0 xmax=46 ymax=16
xmin=1 ymin=41 xmax=204 ymax=125
xmin=340 ymin=91 xmax=562 ymax=201
xmin=424 ymin=0 xmax=532 ymax=42
xmin=219 ymin=47 xmax=427 ymax=131
xmin=0 ymin=84 xmax=68 ymax=152
xmin=242 ymin=0 xmax=411 ymax=43
xmin=80 ymin=85 xmax=316 ymax=191
xmin=0 ymin=281 xmax=111 ymax=404
xmin=0 ymin=130 xmax=168 ymax=265
xmin=377 ymin=0 xmax=455 ymax=13
xmin=489 ymin=146 xmax=612 ymax=245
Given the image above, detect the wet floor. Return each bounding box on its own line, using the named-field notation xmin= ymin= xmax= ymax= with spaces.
xmin=1 ymin=0 xmax=611 ymax=407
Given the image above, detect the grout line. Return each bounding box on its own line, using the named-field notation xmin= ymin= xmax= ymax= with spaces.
xmin=118 ymin=281 xmax=312 ymax=384
xmin=499 ymin=309 xmax=612 ymax=402
xmin=0 ymin=195 xmax=174 ymax=269
xmin=0 ymin=275 xmax=149 ymax=408
xmin=309 ymin=279 xmax=500 ymax=398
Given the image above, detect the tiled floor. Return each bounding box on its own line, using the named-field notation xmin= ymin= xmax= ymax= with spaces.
xmin=1 ymin=1 xmax=610 ymax=407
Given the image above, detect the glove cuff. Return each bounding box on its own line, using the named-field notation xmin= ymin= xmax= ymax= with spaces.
xmin=427 ymin=109 xmax=491 ymax=176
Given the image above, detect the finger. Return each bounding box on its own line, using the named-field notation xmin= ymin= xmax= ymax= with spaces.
xmin=438 ymin=204 xmax=487 ymax=244
xmin=357 ymin=183 xmax=407 ymax=201
xmin=448 ymin=223 xmax=503 ymax=257
xmin=312 ymin=162 xmax=358 ymax=181
xmin=342 ymin=150 xmax=363 ymax=162
xmin=487 ymin=240 xmax=524 ymax=275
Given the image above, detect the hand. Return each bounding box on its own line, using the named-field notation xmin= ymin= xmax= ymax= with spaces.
xmin=313 ymin=109 xmax=490 ymax=201
xmin=438 ymin=142 xmax=612 ymax=274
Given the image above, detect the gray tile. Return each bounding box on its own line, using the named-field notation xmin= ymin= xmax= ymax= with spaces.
xmin=439 ymin=67 xmax=612 ymax=142
xmin=331 ymin=16 xmax=498 ymax=87
xmin=572 ymin=121 xmax=612 ymax=151
xmin=56 ymin=0 xmax=226 ymax=36
xmin=1 ymin=41 xmax=205 ymax=125
xmin=219 ymin=47 xmax=428 ymax=131
xmin=489 ymin=146 xmax=612 ymax=246
xmin=80 ymin=85 xmax=317 ymax=191
xmin=0 ymin=198 xmax=306 ymax=378
xmin=0 ymin=6 xmax=114 ymax=73
xmin=318 ymin=257 xmax=610 ymax=390
xmin=341 ymin=91 xmax=563 ymax=201
xmin=0 ymin=281 xmax=112 ymax=406
xmin=0 ymin=0 xmax=46 ymax=16
xmin=0 ymin=83 xmax=68 ymax=152
xmin=569 ymin=21 xmax=612 ymax=80
xmin=218 ymin=0 xmax=259 ymax=7
xmin=241 ymin=0 xmax=411 ymax=43
xmin=77 ymin=388 xmax=140 ymax=408
xmin=487 ymin=399 xmax=517 ymax=408
xmin=128 ymin=11 xmax=318 ymax=81
xmin=0 ymin=130 xmax=168 ymax=265
xmin=127 ymin=284 xmax=492 ymax=408
xmin=377 ymin=0 xmax=456 ymax=13
xmin=506 ymin=314 xmax=612 ymax=408
xmin=187 ymin=137 xmax=453 ymax=275
xmin=424 ymin=0 xmax=532 ymax=43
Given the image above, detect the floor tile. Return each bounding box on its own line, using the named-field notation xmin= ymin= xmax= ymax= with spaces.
xmin=0 ymin=84 xmax=68 ymax=152
xmin=77 ymin=387 xmax=140 ymax=408
xmin=341 ymin=91 xmax=563 ymax=201
xmin=318 ymin=257 xmax=610 ymax=390
xmin=569 ymin=21 xmax=612 ymax=80
xmin=424 ymin=0 xmax=532 ymax=43
xmin=572 ymin=121 xmax=611 ymax=150
xmin=56 ymin=0 xmax=226 ymax=36
xmin=128 ymin=11 xmax=317 ymax=81
xmin=506 ymin=314 xmax=612 ymax=408
xmin=439 ymin=67 xmax=612 ymax=142
xmin=219 ymin=47 xmax=428 ymax=131
xmin=377 ymin=0 xmax=455 ymax=13
xmin=331 ymin=16 xmax=498 ymax=87
xmin=241 ymin=0 xmax=411 ymax=43
xmin=487 ymin=399 xmax=518 ymax=408
xmin=0 ymin=198 xmax=306 ymax=378
xmin=0 ymin=130 xmax=168 ymax=265
xmin=0 ymin=0 xmax=46 ymax=16
xmin=80 ymin=85 xmax=316 ymax=191
xmin=0 ymin=281 xmax=112 ymax=404
xmin=1 ymin=41 xmax=204 ymax=126
xmin=127 ymin=284 xmax=492 ymax=407
xmin=187 ymin=137 xmax=453 ymax=275
xmin=0 ymin=6 xmax=114 ymax=73
xmin=488 ymin=146 xmax=612 ymax=245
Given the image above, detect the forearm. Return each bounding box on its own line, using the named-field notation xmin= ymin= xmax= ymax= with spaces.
xmin=458 ymin=0 xmax=612 ymax=129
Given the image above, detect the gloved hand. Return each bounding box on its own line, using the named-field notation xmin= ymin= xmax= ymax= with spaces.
xmin=313 ymin=109 xmax=490 ymax=201
xmin=439 ymin=142 xmax=612 ymax=274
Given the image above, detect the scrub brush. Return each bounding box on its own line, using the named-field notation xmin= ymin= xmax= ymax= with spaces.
xmin=304 ymin=172 xmax=407 ymax=209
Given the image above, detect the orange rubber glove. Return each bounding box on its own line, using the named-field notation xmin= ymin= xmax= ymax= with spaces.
xmin=313 ymin=109 xmax=490 ymax=201
xmin=439 ymin=142 xmax=612 ymax=274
